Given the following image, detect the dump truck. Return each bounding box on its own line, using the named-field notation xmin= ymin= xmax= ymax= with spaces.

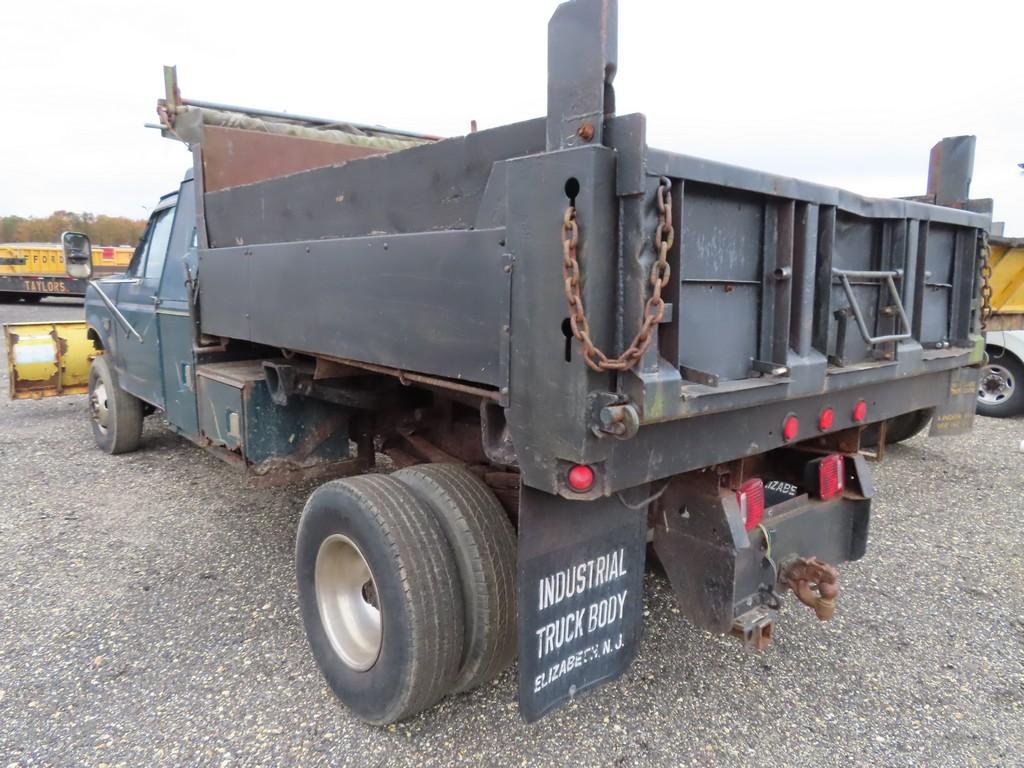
xmin=0 ymin=242 xmax=133 ymax=301
xmin=976 ymin=233 xmax=1024 ymax=416
xmin=4 ymin=0 xmax=990 ymax=725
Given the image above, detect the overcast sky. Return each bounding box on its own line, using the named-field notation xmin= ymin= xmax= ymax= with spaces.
xmin=2 ymin=0 xmax=1021 ymax=232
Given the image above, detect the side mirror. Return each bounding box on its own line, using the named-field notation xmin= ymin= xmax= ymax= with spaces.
xmin=62 ymin=231 xmax=93 ymax=279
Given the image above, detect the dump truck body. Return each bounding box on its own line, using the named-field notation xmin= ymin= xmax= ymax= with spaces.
xmin=985 ymin=236 xmax=1024 ymax=328
xmin=9 ymin=0 xmax=989 ymax=724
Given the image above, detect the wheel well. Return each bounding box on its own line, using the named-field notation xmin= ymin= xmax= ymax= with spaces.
xmin=985 ymin=344 xmax=1022 ymax=367
xmin=87 ymin=327 xmax=104 ymax=351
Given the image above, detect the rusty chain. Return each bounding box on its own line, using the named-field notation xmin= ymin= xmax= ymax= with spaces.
xmin=561 ymin=177 xmax=674 ymax=372
xmin=979 ymin=233 xmax=993 ymax=331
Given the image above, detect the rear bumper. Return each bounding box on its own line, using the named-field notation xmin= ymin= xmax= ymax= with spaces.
xmin=653 ymin=453 xmax=874 ymax=636
xmin=553 ymin=367 xmax=958 ymax=498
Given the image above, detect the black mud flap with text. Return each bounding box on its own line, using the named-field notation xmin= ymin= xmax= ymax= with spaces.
xmin=929 ymin=365 xmax=982 ymax=437
xmin=517 ymin=485 xmax=647 ymax=722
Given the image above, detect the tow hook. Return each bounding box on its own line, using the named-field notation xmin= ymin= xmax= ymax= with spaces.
xmin=588 ymin=392 xmax=640 ymax=440
xmin=779 ymin=556 xmax=839 ymax=621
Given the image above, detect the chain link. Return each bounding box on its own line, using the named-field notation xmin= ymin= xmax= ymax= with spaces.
xmin=979 ymin=233 xmax=993 ymax=331
xmin=561 ymin=177 xmax=674 ymax=372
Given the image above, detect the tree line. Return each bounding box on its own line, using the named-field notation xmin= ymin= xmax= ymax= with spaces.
xmin=1 ymin=212 xmax=146 ymax=246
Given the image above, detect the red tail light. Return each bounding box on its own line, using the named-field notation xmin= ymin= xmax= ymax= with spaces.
xmin=567 ymin=464 xmax=594 ymax=492
xmin=782 ymin=414 xmax=799 ymax=442
xmin=818 ymin=407 xmax=834 ymax=431
xmin=817 ymin=454 xmax=845 ymax=500
xmin=852 ymin=400 xmax=868 ymax=423
xmin=737 ymin=478 xmax=765 ymax=531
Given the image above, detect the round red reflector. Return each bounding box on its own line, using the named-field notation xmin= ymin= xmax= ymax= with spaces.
xmin=852 ymin=400 xmax=868 ymax=423
xmin=818 ymin=407 xmax=834 ymax=431
xmin=782 ymin=414 xmax=799 ymax=442
xmin=567 ymin=464 xmax=595 ymax=492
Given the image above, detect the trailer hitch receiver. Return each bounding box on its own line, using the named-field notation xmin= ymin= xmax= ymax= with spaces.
xmin=779 ymin=556 xmax=839 ymax=621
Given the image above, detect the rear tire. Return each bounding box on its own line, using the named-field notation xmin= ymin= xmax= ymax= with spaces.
xmin=860 ymin=408 xmax=934 ymax=448
xmin=296 ymin=474 xmax=465 ymax=725
xmin=976 ymin=352 xmax=1024 ymax=418
xmin=392 ymin=463 xmax=517 ymax=693
xmin=88 ymin=355 xmax=144 ymax=454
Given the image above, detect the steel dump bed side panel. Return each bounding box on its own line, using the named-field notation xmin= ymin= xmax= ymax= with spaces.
xmin=202 ymin=117 xmax=545 ymax=246
xmin=199 ymin=228 xmax=511 ymax=386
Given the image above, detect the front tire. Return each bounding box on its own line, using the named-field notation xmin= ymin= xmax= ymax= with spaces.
xmin=977 ymin=352 xmax=1024 ymax=417
xmin=296 ymin=475 xmax=465 ymax=725
xmin=88 ymin=355 xmax=143 ymax=454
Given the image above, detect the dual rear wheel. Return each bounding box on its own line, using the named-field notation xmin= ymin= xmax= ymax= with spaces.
xmin=295 ymin=464 xmax=517 ymax=724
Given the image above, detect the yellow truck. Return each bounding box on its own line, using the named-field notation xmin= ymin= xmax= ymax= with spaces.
xmin=0 ymin=242 xmax=133 ymax=301
xmin=977 ymin=234 xmax=1024 ymax=416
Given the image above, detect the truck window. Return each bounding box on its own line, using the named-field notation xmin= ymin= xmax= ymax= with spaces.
xmin=126 ymin=224 xmax=151 ymax=277
xmin=144 ymin=207 xmax=175 ymax=281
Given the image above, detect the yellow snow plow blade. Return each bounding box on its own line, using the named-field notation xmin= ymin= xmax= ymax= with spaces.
xmin=4 ymin=321 xmax=92 ymax=399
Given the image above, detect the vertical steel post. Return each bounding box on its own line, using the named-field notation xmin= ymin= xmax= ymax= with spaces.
xmin=546 ymin=0 xmax=618 ymax=151
xmin=926 ymin=135 xmax=976 ymax=207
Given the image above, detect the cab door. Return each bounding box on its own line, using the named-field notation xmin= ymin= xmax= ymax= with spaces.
xmin=114 ymin=200 xmax=176 ymax=406
xmin=155 ymin=179 xmax=199 ymax=439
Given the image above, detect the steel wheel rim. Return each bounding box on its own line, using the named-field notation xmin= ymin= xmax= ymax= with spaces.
xmin=90 ymin=380 xmax=110 ymax=433
xmin=978 ymin=364 xmax=1015 ymax=405
xmin=314 ymin=534 xmax=382 ymax=671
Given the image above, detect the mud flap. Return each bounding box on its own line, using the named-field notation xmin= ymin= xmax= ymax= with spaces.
xmin=929 ymin=365 xmax=981 ymax=437
xmin=517 ymin=485 xmax=647 ymax=722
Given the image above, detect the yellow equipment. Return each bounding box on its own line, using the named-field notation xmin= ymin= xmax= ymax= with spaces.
xmin=986 ymin=236 xmax=1024 ymax=330
xmin=0 ymin=242 xmax=133 ymax=299
xmin=3 ymin=321 xmax=93 ymax=399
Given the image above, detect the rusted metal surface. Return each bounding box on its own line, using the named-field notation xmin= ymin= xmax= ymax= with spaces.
xmin=315 ymin=354 xmax=501 ymax=402
xmin=287 ymin=412 xmax=350 ymax=464
xmin=248 ymin=456 xmax=368 ymax=489
xmin=731 ymin=607 xmax=776 ymax=651
xmin=159 ymin=64 xmax=438 ymax=144
xmin=560 ymin=177 xmax=673 ymax=372
xmin=985 ymin=313 xmax=1024 ymax=332
xmin=201 ymin=126 xmax=389 ymax=193
xmin=395 ymin=433 xmax=461 ymax=465
xmin=779 ymin=556 xmax=839 ymax=621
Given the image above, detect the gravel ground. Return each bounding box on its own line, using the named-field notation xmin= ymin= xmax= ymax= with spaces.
xmin=1 ymin=297 xmax=1022 ymax=767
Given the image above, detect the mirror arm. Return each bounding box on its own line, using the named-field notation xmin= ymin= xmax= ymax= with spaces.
xmin=91 ymin=281 xmax=143 ymax=342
